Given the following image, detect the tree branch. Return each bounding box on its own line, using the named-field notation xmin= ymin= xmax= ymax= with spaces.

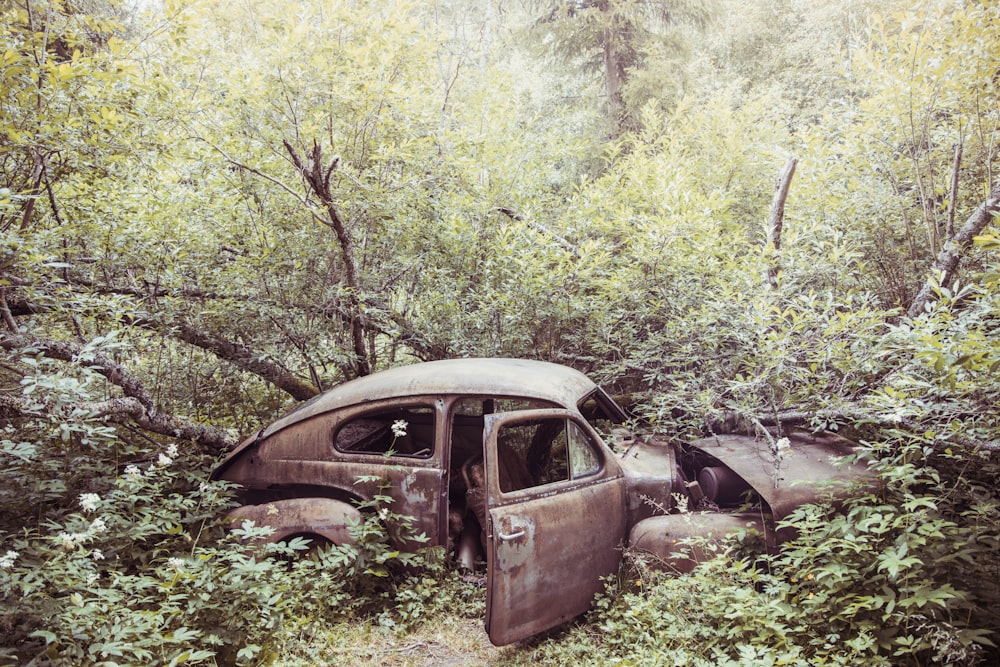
xmin=0 ymin=332 xmax=235 ymax=452
xmin=0 ymin=290 xmax=19 ymax=332
xmin=907 ymin=180 xmax=1000 ymax=317
xmin=283 ymin=138 xmax=372 ymax=377
xmin=496 ymin=207 xmax=580 ymax=257
xmin=766 ymin=157 xmax=797 ymax=288
xmin=192 ymin=134 xmax=330 ymax=227
xmin=712 ymin=407 xmax=999 ymax=452
xmin=171 ymin=320 xmax=319 ymax=401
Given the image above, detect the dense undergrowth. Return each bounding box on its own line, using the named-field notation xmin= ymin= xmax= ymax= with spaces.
xmin=3 ymin=251 xmax=1000 ymax=665
xmin=2 ymin=417 xmax=997 ymax=665
xmin=2 ymin=0 xmax=1000 ymax=664
xmin=0 ymin=441 xmax=479 ymax=666
xmin=519 ymin=437 xmax=1000 ymax=667
xmin=3 ymin=246 xmax=999 ymax=665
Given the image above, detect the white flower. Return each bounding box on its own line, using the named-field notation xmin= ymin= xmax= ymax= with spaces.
xmin=91 ymin=549 xmax=104 ymax=561
xmin=79 ymin=493 xmax=101 ymax=512
xmin=773 ymin=437 xmax=792 ymax=461
xmin=89 ymin=517 xmax=108 ymax=534
xmin=157 ymin=453 xmax=173 ymax=467
xmin=166 ymin=443 xmax=179 ymax=459
xmin=671 ymin=492 xmax=690 ymax=516
xmin=391 ymin=419 xmax=408 ymax=438
xmin=58 ymin=532 xmax=86 ymax=550
xmin=0 ymin=550 xmax=18 ymax=569
xmin=167 ymin=557 xmax=185 ymax=573
xmin=124 ymin=464 xmax=141 ymax=477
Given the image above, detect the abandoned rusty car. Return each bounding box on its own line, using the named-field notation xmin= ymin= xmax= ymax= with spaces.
xmin=212 ymin=358 xmax=866 ymax=645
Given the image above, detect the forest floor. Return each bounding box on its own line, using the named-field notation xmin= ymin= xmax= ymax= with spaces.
xmin=313 ymin=616 xmax=513 ymax=666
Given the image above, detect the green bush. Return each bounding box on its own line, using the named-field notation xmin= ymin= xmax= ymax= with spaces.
xmin=520 ymin=437 xmax=999 ymax=667
xmin=0 ymin=445 xmax=457 ymax=666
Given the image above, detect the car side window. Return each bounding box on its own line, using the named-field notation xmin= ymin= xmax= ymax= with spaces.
xmin=567 ymin=421 xmax=601 ymax=478
xmin=450 ymin=397 xmax=560 ymax=468
xmin=332 ymin=405 xmax=435 ymax=458
xmin=497 ymin=417 xmax=602 ymax=493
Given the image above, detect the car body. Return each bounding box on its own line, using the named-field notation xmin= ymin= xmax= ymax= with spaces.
xmin=212 ymin=358 xmax=866 ymax=645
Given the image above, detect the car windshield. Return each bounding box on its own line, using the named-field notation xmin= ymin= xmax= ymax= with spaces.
xmin=577 ymin=388 xmax=627 ymax=441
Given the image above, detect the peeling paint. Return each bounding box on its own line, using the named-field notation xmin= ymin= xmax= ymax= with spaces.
xmin=494 ymin=514 xmax=534 ymax=570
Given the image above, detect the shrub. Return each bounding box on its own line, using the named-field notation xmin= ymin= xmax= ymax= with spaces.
xmin=0 ymin=445 xmax=454 ymax=666
xmin=518 ymin=437 xmax=999 ymax=667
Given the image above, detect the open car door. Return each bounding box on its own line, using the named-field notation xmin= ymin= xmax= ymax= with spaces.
xmin=483 ymin=409 xmax=627 ymax=645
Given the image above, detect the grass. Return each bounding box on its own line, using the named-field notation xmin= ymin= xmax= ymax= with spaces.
xmin=271 ymin=614 xmax=521 ymax=666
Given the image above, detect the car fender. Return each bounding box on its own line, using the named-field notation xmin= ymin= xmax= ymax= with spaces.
xmin=224 ymin=497 xmax=361 ymax=546
xmin=629 ymin=512 xmax=767 ymax=573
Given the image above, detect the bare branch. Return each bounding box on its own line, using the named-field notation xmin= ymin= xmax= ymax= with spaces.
xmin=907 ymin=180 xmax=1000 ymax=317
xmin=283 ymin=138 xmax=371 ymax=377
xmin=716 ymin=407 xmax=1000 ymax=453
xmin=766 ymin=157 xmax=798 ymax=288
xmin=0 ymin=393 xmax=235 ymax=452
xmin=171 ymin=320 xmax=319 ymax=401
xmin=0 ymin=290 xmax=18 ymax=332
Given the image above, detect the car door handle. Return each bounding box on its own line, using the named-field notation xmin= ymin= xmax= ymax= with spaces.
xmin=498 ymin=528 xmax=525 ymax=541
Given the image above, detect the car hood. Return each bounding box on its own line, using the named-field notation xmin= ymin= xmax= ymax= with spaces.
xmin=688 ymin=430 xmax=871 ymax=519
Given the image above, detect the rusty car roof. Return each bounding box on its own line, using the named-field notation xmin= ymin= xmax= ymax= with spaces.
xmin=261 ymin=357 xmax=597 ymax=438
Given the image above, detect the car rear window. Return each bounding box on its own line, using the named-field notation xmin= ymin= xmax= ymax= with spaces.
xmin=332 ymin=405 xmax=435 ymax=458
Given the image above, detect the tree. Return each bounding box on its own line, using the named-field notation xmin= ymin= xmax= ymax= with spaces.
xmin=527 ymin=0 xmax=717 ymax=135
xmin=0 ymin=0 xmax=243 ymax=450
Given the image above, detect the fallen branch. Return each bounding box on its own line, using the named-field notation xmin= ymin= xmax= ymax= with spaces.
xmin=0 ymin=333 xmax=235 ymax=452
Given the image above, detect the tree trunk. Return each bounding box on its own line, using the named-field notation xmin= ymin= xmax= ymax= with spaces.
xmin=907 ymin=180 xmax=1000 ymax=317
xmin=604 ymin=36 xmax=624 ymax=134
xmin=284 ymin=139 xmax=372 ymax=378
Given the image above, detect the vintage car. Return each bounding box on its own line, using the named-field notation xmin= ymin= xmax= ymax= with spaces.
xmin=212 ymin=358 xmax=865 ymax=645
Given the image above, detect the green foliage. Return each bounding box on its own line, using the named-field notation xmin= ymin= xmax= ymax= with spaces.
xmin=3 ymin=0 xmax=1000 ymax=662
xmin=797 ymin=1 xmax=1000 ymax=310
xmin=0 ymin=444 xmax=464 ymax=665
xmin=0 ymin=333 xmax=462 ymax=664
xmin=515 ymin=438 xmax=999 ymax=666
xmin=765 ymin=439 xmax=998 ymax=665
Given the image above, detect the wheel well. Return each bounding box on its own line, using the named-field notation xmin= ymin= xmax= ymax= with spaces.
xmin=281 ymin=532 xmax=333 ymax=551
